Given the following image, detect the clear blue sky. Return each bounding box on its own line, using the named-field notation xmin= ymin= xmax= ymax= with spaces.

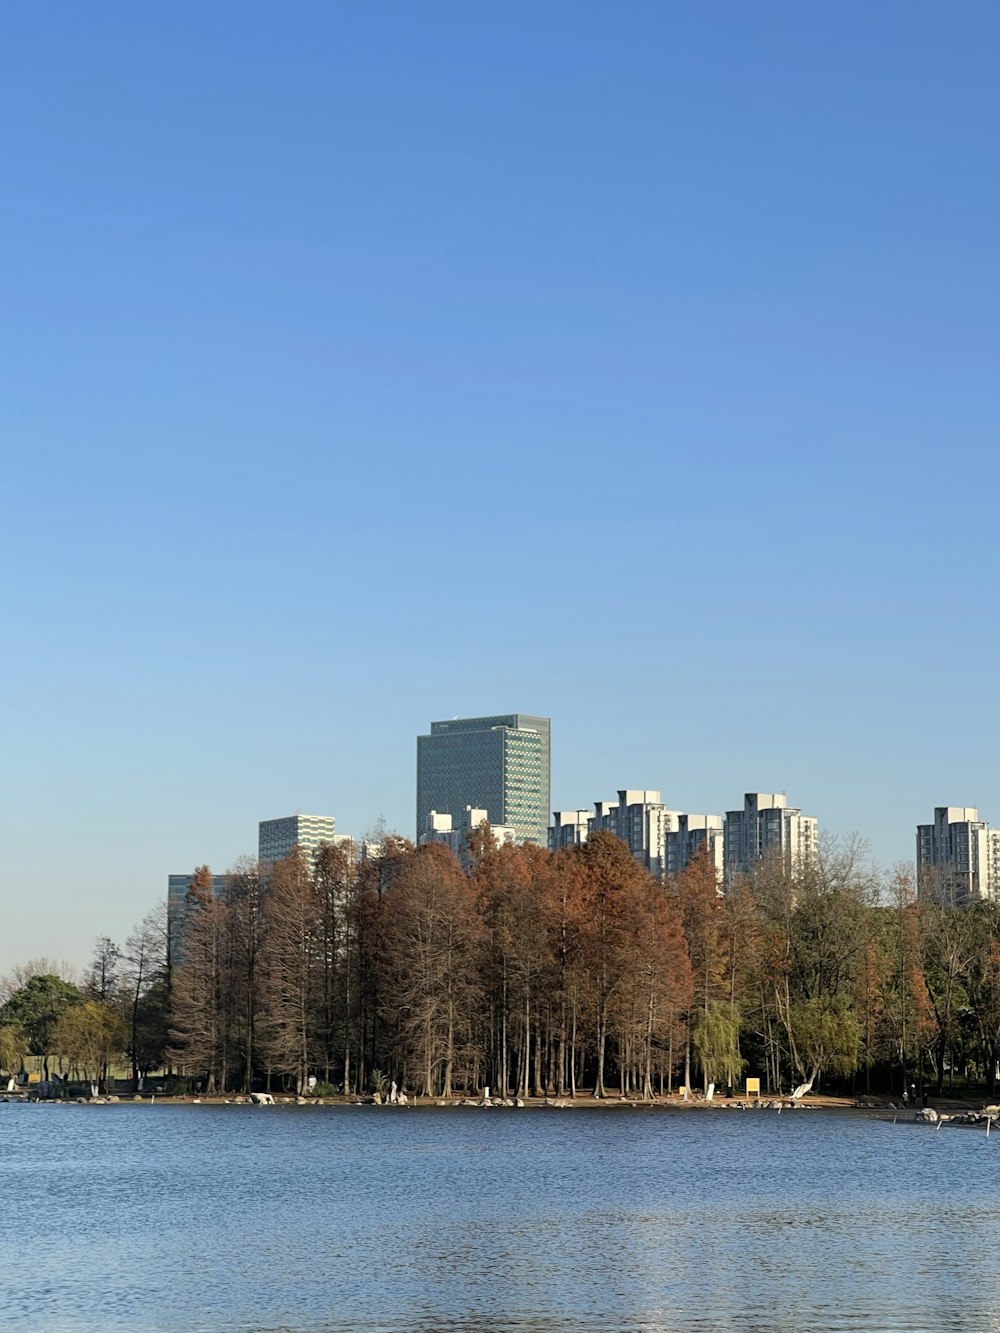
xmin=3 ymin=3 xmax=998 ymax=973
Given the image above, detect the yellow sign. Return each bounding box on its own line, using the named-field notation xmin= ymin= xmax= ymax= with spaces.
xmin=746 ymin=1077 xmax=761 ymax=1097
xmin=27 ymin=1072 xmax=41 ymax=1085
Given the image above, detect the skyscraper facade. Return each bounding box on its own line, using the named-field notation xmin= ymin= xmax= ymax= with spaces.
xmin=416 ymin=714 xmax=551 ymax=846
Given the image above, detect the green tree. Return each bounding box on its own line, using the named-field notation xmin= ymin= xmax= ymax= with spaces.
xmin=921 ymin=902 xmax=980 ymax=1094
xmin=692 ymin=1001 xmax=745 ymax=1089
xmin=1 ymin=975 xmax=82 ymax=1078
xmin=673 ymin=845 xmax=728 ymax=1093
xmin=788 ymin=995 xmax=861 ymax=1090
xmin=51 ymin=1001 xmax=127 ymax=1094
xmin=0 ymin=1026 xmax=27 ymax=1077
xmin=963 ymin=905 xmax=1000 ymax=1096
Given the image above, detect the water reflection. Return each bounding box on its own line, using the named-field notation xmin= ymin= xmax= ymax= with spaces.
xmin=2 ymin=1105 xmax=1000 ymax=1332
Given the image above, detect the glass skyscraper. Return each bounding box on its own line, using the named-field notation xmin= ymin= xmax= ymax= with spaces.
xmin=416 ymin=714 xmax=551 ymax=846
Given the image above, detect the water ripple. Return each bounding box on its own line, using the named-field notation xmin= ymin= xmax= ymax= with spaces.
xmin=1 ymin=1104 xmax=998 ymax=1332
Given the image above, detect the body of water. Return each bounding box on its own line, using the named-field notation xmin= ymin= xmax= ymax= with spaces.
xmin=1 ymin=1103 xmax=997 ymax=1333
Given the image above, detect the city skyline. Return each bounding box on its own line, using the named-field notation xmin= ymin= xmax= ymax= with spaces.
xmin=162 ymin=779 xmax=1000 ymax=984
xmin=4 ymin=6 xmax=998 ymax=972
xmin=3 ymin=696 xmax=998 ymax=972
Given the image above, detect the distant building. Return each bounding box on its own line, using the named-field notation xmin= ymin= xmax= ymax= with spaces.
xmin=589 ymin=790 xmax=681 ymax=879
xmin=258 ymin=814 xmax=347 ymax=867
xmin=166 ymin=871 xmax=227 ymax=964
xmin=416 ymin=714 xmax=551 ymax=846
xmin=724 ymin=792 xmax=818 ymax=880
xmin=666 ymin=812 xmax=725 ymax=879
xmin=917 ymin=806 xmax=1000 ymax=907
xmin=420 ymin=806 xmax=516 ymax=867
xmin=549 ymin=809 xmax=592 ymax=851
xmin=550 ymin=790 xmax=723 ymax=880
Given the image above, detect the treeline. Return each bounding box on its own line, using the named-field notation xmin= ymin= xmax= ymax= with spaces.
xmin=6 ymin=830 xmax=1000 ymax=1099
xmin=0 ymin=910 xmax=167 ymax=1089
xmin=154 ymin=830 xmax=1000 ymax=1099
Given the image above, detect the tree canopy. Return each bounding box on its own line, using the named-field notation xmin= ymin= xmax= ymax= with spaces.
xmin=1 ymin=974 xmax=83 ymax=1075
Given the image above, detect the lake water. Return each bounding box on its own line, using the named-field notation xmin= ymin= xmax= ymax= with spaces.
xmin=1 ymin=1103 xmax=998 ymax=1333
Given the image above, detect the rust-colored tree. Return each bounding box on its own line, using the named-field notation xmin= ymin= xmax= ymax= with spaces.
xmin=167 ymin=867 xmax=229 ymax=1093
xmin=260 ymin=849 xmax=321 ymax=1095
xmin=313 ymin=840 xmax=355 ymax=1086
xmin=474 ymin=841 xmax=554 ymax=1097
xmin=614 ymin=880 xmax=693 ymax=1098
xmin=568 ymin=831 xmax=653 ymax=1099
xmin=380 ymin=842 xmax=482 ymax=1097
xmin=352 ymin=834 xmax=413 ymax=1093
xmin=227 ymin=858 xmax=265 ymax=1092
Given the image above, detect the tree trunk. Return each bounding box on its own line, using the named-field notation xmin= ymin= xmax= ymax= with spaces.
xmin=644 ymin=988 xmax=654 ymax=1099
xmin=595 ymin=1012 xmax=607 ymax=1098
xmin=570 ymin=1000 xmax=578 ymax=1099
xmin=500 ymin=965 xmax=508 ymax=1098
xmin=443 ymin=996 xmax=455 ymax=1099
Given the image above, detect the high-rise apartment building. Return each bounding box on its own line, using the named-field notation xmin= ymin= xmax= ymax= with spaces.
xmin=416 ymin=714 xmax=551 ymax=846
xmin=258 ymin=814 xmax=342 ymax=867
xmin=549 ymin=792 xmax=724 ymax=881
xmin=420 ymin=806 xmax=516 ymax=866
xmin=589 ymin=790 xmax=680 ymax=879
xmin=724 ymin=792 xmax=818 ymax=880
xmin=549 ymin=809 xmax=592 ymax=851
xmin=666 ymin=812 xmax=725 ymax=879
xmin=916 ymin=806 xmax=1000 ymax=907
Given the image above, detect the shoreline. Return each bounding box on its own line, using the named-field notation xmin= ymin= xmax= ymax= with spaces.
xmin=4 ymin=1090 xmax=989 ymax=1114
